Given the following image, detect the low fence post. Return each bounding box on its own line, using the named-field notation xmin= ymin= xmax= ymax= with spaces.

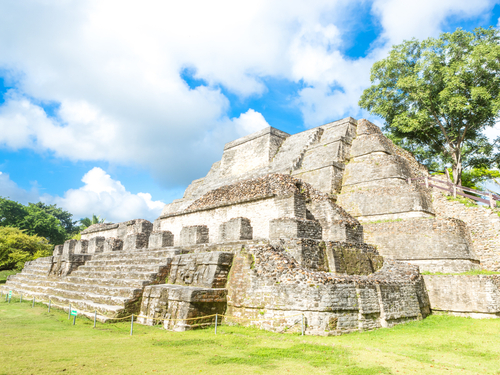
xmin=68 ymin=304 xmax=71 ymax=320
xmin=453 ymin=185 xmax=457 ymax=198
xmin=32 ymin=297 xmax=35 ymax=308
xmin=20 ymin=293 xmax=22 ymax=303
xmin=407 ymin=178 xmax=411 ymax=185
xmin=489 ymin=192 xmax=495 ymax=209
xmin=425 ymin=176 xmax=429 ymax=188
xmin=94 ymin=311 xmax=97 ymax=328
xmin=73 ymin=313 xmax=76 ymax=326
xmin=301 ymin=314 xmax=304 ymax=336
xmin=130 ymin=314 xmax=134 ymax=336
xmin=215 ymin=314 xmax=218 ymax=335
xmin=48 ymin=300 xmax=51 ymax=313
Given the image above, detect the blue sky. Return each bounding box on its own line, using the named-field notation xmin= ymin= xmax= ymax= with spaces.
xmin=1 ymin=0 xmax=500 ymax=222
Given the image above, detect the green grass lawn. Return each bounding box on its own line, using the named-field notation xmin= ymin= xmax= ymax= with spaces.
xmin=0 ymin=270 xmax=17 ymax=284
xmin=1 ymin=299 xmax=499 ymax=375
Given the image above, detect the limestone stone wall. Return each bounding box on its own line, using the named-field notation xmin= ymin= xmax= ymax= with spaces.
xmin=337 ymin=119 xmax=434 ymax=221
xmin=424 ymin=275 xmax=500 ymax=317
xmin=363 ymin=217 xmax=480 ymax=273
xmin=158 ymin=174 xmax=362 ymax=246
xmin=226 ymin=244 xmax=430 ymax=335
xmin=431 ymin=190 xmax=500 ymax=271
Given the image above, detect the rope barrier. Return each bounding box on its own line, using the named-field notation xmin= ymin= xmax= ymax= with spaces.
xmin=1 ymin=289 xmax=306 ymax=335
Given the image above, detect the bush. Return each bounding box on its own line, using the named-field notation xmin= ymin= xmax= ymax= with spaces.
xmin=0 ymin=227 xmax=53 ymax=270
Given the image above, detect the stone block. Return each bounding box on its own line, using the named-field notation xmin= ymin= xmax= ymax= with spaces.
xmin=62 ymin=240 xmax=78 ymax=256
xmin=423 ymin=275 xmax=500 ymax=317
xmin=87 ymin=236 xmax=105 ymax=254
xmin=124 ymin=233 xmax=149 ymax=251
xmin=219 ymin=218 xmax=253 ymax=242
xmin=127 ymin=219 xmax=153 ymax=235
xmin=180 ymin=225 xmax=209 ymax=246
xmin=148 ymin=231 xmax=174 ymax=248
xmin=74 ymin=240 xmax=89 ymax=254
xmin=138 ymin=284 xmax=227 ymax=331
xmin=363 ymin=217 xmax=479 ymax=273
xmin=53 ymin=245 xmax=63 ymax=256
xmin=103 ymin=237 xmax=123 ymax=253
xmin=168 ymin=252 xmax=234 ymax=288
xmin=269 ymin=218 xmax=322 ymax=239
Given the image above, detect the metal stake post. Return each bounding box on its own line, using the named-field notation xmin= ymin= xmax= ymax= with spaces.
xmin=215 ymin=314 xmax=218 ymax=335
xmin=73 ymin=314 xmax=76 ymax=326
xmin=93 ymin=311 xmax=97 ymax=328
xmin=68 ymin=304 xmax=71 ymax=319
xmin=48 ymin=300 xmax=51 ymax=313
xmin=301 ymin=314 xmax=304 ymax=336
xmin=20 ymin=294 xmax=22 ymax=303
xmin=130 ymin=314 xmax=134 ymax=336
xmin=32 ymin=297 xmax=35 ymax=308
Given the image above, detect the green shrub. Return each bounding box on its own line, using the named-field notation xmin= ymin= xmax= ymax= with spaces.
xmin=0 ymin=227 xmax=53 ymax=270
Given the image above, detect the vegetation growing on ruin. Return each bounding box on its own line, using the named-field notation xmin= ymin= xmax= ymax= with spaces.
xmin=1 ymin=300 xmax=500 ymax=374
xmin=422 ymin=269 xmax=500 ymax=276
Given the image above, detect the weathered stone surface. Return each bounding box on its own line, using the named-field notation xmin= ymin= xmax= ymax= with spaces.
xmin=124 ymin=233 xmax=149 ymax=251
xmin=180 ymin=226 xmax=209 ymax=246
xmin=424 ymin=275 xmax=500 ymax=318
xmin=138 ymin=284 xmax=227 ymax=330
xmin=226 ymin=244 xmax=429 ymax=335
xmin=62 ymin=240 xmax=78 ymax=255
xmin=219 ymin=217 xmax=253 ymax=242
xmin=168 ymin=252 xmax=233 ymax=288
xmin=269 ymin=218 xmax=322 ymax=240
xmin=53 ymin=245 xmax=63 ymax=256
xmin=74 ymin=240 xmax=89 ymax=254
xmin=363 ymin=217 xmax=480 ymax=273
xmin=148 ymin=231 xmax=174 ymax=248
xmin=87 ymin=237 xmax=105 ymax=254
xmin=104 ymin=238 xmax=123 ymax=253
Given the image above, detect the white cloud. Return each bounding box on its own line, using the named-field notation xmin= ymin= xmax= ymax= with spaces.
xmin=232 ymin=109 xmax=270 ymax=136
xmin=0 ymin=171 xmax=40 ymax=204
xmin=0 ymin=0 xmax=497 ymax=187
xmin=45 ymin=167 xmax=165 ymax=222
xmin=0 ymin=167 xmax=165 ymax=223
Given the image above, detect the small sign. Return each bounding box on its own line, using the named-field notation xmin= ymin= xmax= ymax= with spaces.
xmin=8 ymin=291 xmax=12 ymax=298
xmin=70 ymin=309 xmax=77 ymax=317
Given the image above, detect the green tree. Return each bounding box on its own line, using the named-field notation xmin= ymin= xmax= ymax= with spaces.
xmin=79 ymin=214 xmax=105 ymax=230
xmin=33 ymin=202 xmax=79 ymax=236
xmin=359 ymin=27 xmax=500 ymax=186
xmin=0 ymin=197 xmax=70 ymax=244
xmin=0 ymin=227 xmax=52 ymax=270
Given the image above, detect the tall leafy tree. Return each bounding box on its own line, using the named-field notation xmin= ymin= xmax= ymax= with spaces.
xmin=359 ymin=27 xmax=500 ymax=186
xmin=0 ymin=197 xmax=70 ymax=244
xmin=33 ymin=202 xmax=79 ymax=236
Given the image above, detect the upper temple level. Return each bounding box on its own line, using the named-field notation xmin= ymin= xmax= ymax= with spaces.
xmin=162 ymin=117 xmax=358 ymax=216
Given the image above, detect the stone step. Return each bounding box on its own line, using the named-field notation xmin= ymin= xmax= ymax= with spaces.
xmin=55 ymin=282 xmax=142 ymax=298
xmin=91 ymin=248 xmax=184 ymax=261
xmin=88 ymin=258 xmax=171 ymax=266
xmin=47 ymin=294 xmax=125 ymax=318
xmin=65 ymin=275 xmax=150 ymax=289
xmin=69 ymin=269 xmax=160 ymax=281
xmin=76 ymin=264 xmax=167 ymax=273
xmin=48 ymin=287 xmax=130 ymax=307
xmin=19 ymin=269 xmax=49 ymax=277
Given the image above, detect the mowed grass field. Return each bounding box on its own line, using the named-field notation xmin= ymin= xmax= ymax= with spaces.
xmin=1 ymin=298 xmax=500 ymax=375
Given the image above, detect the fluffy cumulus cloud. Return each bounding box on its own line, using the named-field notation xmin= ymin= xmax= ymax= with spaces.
xmin=0 ymin=171 xmax=40 ymax=204
xmin=45 ymin=167 xmax=165 ymax=222
xmin=0 ymin=0 xmax=497 ymax=189
xmin=0 ymin=168 xmax=164 ymax=222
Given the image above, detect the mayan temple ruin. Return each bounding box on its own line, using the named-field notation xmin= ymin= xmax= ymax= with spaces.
xmin=3 ymin=117 xmax=500 ymax=335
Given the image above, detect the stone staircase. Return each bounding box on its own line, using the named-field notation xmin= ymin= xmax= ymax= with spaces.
xmin=3 ymin=248 xmax=184 ymax=321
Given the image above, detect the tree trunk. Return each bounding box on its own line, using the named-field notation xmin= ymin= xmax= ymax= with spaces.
xmin=451 ymin=149 xmax=462 ymax=186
